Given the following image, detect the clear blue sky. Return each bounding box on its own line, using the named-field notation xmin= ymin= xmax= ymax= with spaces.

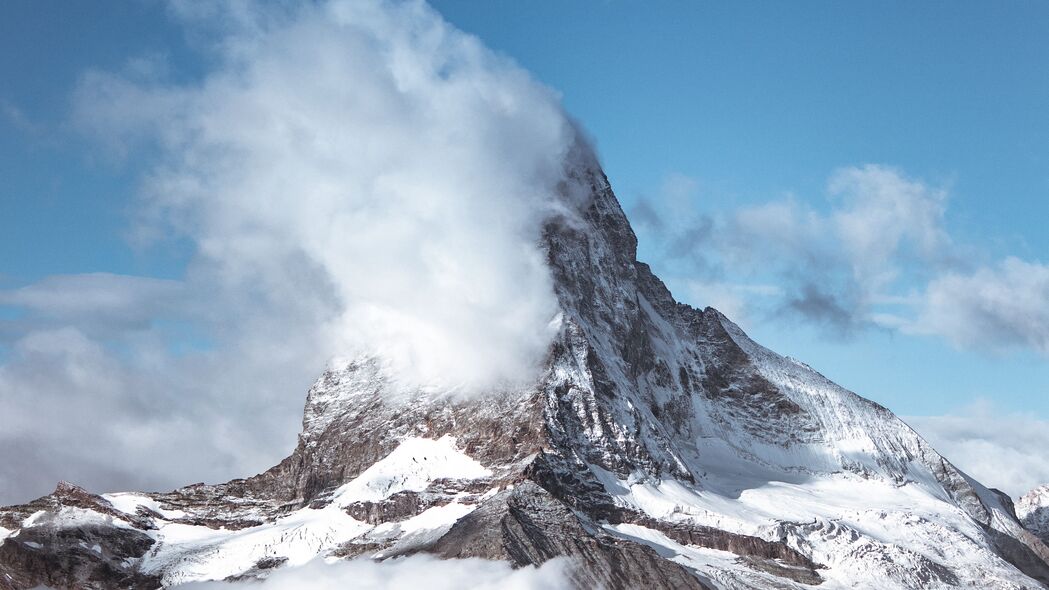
xmin=2 ymin=1 xmax=1047 ymax=419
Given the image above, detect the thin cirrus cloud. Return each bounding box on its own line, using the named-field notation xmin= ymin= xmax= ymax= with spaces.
xmin=0 ymin=0 xmax=590 ymax=504
xmin=0 ymin=273 xmax=186 ymax=333
xmin=632 ymin=164 xmax=1049 ymax=357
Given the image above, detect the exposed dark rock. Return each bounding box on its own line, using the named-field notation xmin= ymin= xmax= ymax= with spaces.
xmin=429 ymin=482 xmax=712 ymax=590
xmin=345 ymin=491 xmax=442 ymax=525
xmin=0 ymin=523 xmax=158 ymax=590
xmin=986 ymin=526 xmax=1049 ymax=587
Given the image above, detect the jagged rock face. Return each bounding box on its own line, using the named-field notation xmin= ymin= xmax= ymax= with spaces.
xmin=2 ymin=160 xmax=1049 ymax=589
xmin=1021 ymin=486 xmax=1049 ymax=546
xmin=429 ymin=481 xmax=711 ymax=590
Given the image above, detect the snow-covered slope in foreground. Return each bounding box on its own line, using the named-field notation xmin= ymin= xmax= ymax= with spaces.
xmin=2 ymin=155 xmax=1048 ymax=589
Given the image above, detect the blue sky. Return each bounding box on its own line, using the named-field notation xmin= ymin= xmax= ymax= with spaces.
xmin=1 ymin=2 xmax=1048 ymax=499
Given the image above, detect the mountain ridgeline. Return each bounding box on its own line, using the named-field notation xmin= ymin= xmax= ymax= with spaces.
xmin=2 ymin=155 xmax=1048 ymax=589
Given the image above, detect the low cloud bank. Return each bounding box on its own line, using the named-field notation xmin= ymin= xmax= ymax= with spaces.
xmin=907 ymin=402 xmax=1049 ymax=498
xmin=173 ymin=556 xmax=572 ymax=590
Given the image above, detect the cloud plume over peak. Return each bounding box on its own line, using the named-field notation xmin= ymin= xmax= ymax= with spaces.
xmin=0 ymin=0 xmax=594 ymax=504
xmin=75 ymin=0 xmax=586 ymax=392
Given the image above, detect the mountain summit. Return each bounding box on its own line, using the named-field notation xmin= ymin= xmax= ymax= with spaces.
xmin=2 ymin=156 xmax=1048 ymax=589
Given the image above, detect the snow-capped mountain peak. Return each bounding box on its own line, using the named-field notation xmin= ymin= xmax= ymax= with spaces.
xmin=2 ymin=153 xmax=1048 ymax=589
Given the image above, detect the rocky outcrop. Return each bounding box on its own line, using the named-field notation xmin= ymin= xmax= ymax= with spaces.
xmin=429 ymin=482 xmax=712 ymax=590
xmin=1021 ymin=485 xmax=1049 ymax=546
xmin=0 ymin=484 xmax=160 ymax=590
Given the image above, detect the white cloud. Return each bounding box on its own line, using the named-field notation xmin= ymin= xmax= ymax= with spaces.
xmin=0 ymin=293 xmax=320 ymax=504
xmin=728 ymin=197 xmax=827 ymax=264
xmin=0 ymin=273 xmax=186 ymax=332
xmin=907 ymin=401 xmax=1049 ymax=499
xmin=635 ymin=166 xmax=1049 ymax=360
xmin=636 ymin=165 xmax=950 ymax=334
xmin=827 ymin=164 xmax=949 ymax=293
xmin=679 ymin=280 xmax=780 ymax=331
xmin=73 ymin=0 xmax=587 ymax=392
xmin=912 ymin=257 xmax=1049 ymax=355
xmin=173 ymin=555 xmax=572 ymax=590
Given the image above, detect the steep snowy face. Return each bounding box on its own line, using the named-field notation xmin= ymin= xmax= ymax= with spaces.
xmin=539 ymin=164 xmax=975 ymax=492
xmin=262 ymin=158 xmax=1049 ymax=587
xmin=2 ymin=156 xmax=1049 ymax=590
xmin=1020 ymin=486 xmax=1049 ymax=545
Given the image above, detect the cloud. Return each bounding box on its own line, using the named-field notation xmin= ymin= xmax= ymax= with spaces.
xmin=634 ymin=166 xmax=1049 ymax=357
xmin=635 ymin=164 xmax=949 ymax=334
xmin=1 ymin=102 xmax=40 ymax=137
xmin=911 ymin=257 xmax=1049 ymax=355
xmin=72 ymin=0 xmax=588 ymax=392
xmin=677 ymin=281 xmax=780 ymax=331
xmin=0 ymin=300 xmax=319 ymax=504
xmin=783 ymin=283 xmax=858 ymax=334
xmin=907 ymin=401 xmax=1049 ymax=498
xmin=173 ymin=555 xmax=572 ymax=590
xmin=0 ymin=273 xmax=186 ymax=333
xmin=826 ymin=165 xmax=949 ymax=293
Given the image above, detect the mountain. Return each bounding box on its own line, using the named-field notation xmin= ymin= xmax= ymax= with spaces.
xmin=1020 ymin=486 xmax=1049 ymax=547
xmin=2 ymin=154 xmax=1048 ymax=589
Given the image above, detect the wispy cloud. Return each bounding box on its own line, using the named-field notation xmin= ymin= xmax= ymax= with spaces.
xmin=634 ymin=165 xmax=1049 ymax=357
xmin=0 ymin=273 xmax=186 ymax=332
xmin=1 ymin=102 xmax=39 ymax=136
